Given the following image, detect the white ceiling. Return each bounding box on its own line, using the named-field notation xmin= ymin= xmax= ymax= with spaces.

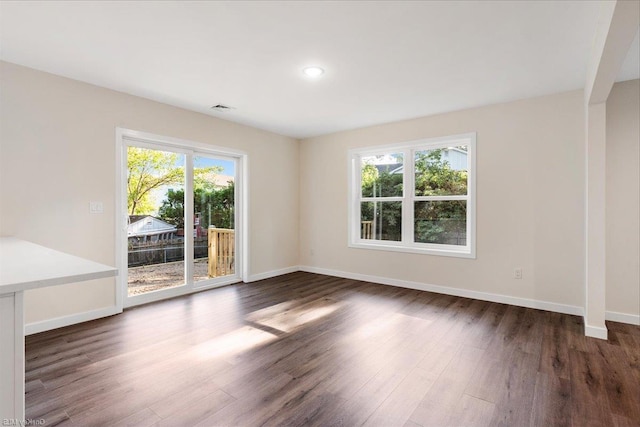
xmin=1 ymin=1 xmax=638 ymax=139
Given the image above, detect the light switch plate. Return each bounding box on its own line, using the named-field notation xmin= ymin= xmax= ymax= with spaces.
xmin=89 ymin=201 xmax=104 ymax=214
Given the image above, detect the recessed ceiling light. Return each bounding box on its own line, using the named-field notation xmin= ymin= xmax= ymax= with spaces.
xmin=303 ymin=66 xmax=324 ymax=78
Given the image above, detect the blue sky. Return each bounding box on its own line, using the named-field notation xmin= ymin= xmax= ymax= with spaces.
xmin=194 ymin=156 xmax=235 ymax=175
xmin=169 ymin=155 xmax=235 ymax=175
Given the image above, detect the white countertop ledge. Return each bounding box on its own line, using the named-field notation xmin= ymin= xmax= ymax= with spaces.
xmin=0 ymin=237 xmax=117 ymax=294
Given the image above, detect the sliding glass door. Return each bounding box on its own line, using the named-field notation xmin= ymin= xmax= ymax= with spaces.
xmin=193 ymin=154 xmax=236 ymax=286
xmin=119 ymin=130 xmax=242 ymax=307
xmin=126 ymin=146 xmax=186 ymax=297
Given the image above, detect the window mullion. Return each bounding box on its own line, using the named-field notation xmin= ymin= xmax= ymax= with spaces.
xmin=360 ymin=197 xmax=403 ymax=202
xmin=184 ymin=153 xmax=194 ymax=287
xmin=402 ymin=148 xmax=414 ymax=244
xmin=414 ymin=195 xmax=469 ymax=202
xmin=354 ymin=155 xmax=362 ymax=242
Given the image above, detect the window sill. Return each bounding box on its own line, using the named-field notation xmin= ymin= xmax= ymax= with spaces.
xmin=348 ymin=241 xmax=476 ymax=259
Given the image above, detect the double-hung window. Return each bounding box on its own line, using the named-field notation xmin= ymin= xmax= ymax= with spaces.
xmin=348 ymin=133 xmax=476 ymax=258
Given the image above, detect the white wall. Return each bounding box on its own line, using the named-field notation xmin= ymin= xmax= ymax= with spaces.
xmin=300 ymin=90 xmax=586 ymax=310
xmin=0 ymin=61 xmax=299 ymax=324
xmin=2 ymin=60 xmax=636 ymax=328
xmin=606 ymin=79 xmax=640 ymax=319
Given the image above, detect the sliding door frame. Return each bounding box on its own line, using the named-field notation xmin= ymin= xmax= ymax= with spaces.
xmin=115 ymin=128 xmax=248 ymax=309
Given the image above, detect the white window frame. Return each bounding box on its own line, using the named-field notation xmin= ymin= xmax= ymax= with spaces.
xmin=115 ymin=128 xmax=249 ymax=309
xmin=348 ymin=132 xmax=476 ymax=259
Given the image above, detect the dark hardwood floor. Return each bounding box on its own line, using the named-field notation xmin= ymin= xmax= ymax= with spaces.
xmin=25 ymin=272 xmax=640 ymax=426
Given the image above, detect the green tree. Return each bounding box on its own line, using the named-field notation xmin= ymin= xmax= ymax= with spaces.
xmin=158 ymin=182 xmax=235 ymax=230
xmin=360 ymin=163 xmax=403 ymax=240
xmin=414 ymin=149 xmax=467 ymax=244
xmin=157 ymin=188 xmax=185 ymax=228
xmin=361 ymin=164 xmax=379 ymax=197
xmin=415 ymin=149 xmax=467 ymax=196
xmin=194 ymin=164 xmax=224 ymax=192
xmin=192 ymin=181 xmax=235 ymax=229
xmin=127 ymin=147 xmax=183 ymax=215
xmin=359 ymin=149 xmax=467 ymax=244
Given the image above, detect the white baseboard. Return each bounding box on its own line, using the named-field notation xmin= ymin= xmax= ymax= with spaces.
xmin=299 ymin=265 xmax=585 ymax=317
xmin=605 ymin=311 xmax=640 ymax=326
xmin=25 ymin=265 xmax=291 ymax=335
xmin=25 ymin=305 xmax=122 ymax=335
xmin=245 ymin=266 xmax=300 ymax=283
xmin=584 ymin=322 xmax=608 ymax=340
xmin=26 ymin=267 xmax=635 ymax=337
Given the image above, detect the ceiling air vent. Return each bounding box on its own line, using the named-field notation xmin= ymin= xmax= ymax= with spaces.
xmin=210 ymin=104 xmax=234 ymax=111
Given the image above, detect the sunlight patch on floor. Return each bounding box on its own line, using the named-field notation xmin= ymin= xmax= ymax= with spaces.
xmin=192 ymin=326 xmax=277 ymax=361
xmin=245 ymin=299 xmax=340 ymax=333
xmin=348 ymin=313 xmax=434 ymax=341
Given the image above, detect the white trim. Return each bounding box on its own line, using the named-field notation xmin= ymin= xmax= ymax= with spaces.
xmin=584 ymin=323 xmax=608 ymax=340
xmin=240 ymin=154 xmax=249 ymax=283
xmin=298 ymin=265 xmax=585 ymax=317
xmin=115 ymin=127 xmax=248 ymax=309
xmin=25 ymin=267 xmax=634 ymax=337
xmin=245 ymin=266 xmax=300 ymax=283
xmin=350 ymin=134 xmax=474 ymax=156
xmin=412 ymin=195 xmax=470 ymax=202
xmin=360 ymin=196 xmax=404 ymax=202
xmin=348 ymin=241 xmax=476 ymax=258
xmin=403 ymin=148 xmax=414 ymax=245
xmin=25 ymin=305 xmax=122 ymax=335
xmin=605 ymin=311 xmax=640 ymax=326
xmin=468 ymin=133 xmax=477 ymax=259
xmin=115 ymin=128 xmax=125 ymax=312
xmin=125 ymin=276 xmax=240 ymax=308
xmin=118 ymin=128 xmax=247 ymax=157
xmin=184 ymin=154 xmax=194 ymax=286
xmin=347 ymin=132 xmax=476 ymax=259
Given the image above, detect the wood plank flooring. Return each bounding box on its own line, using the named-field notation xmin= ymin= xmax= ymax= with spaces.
xmin=25 ymin=272 xmax=640 ymax=426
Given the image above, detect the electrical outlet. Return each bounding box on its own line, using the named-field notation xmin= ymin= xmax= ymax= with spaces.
xmin=514 ymin=268 xmax=523 ymax=279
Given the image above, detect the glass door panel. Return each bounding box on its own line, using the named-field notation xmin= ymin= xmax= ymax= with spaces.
xmin=193 ymin=155 xmax=236 ymax=284
xmin=127 ymin=146 xmax=186 ymax=296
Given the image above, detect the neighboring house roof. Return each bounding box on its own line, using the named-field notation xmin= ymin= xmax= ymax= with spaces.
xmin=128 ymin=215 xmax=177 ymax=237
xmin=375 ymin=163 xmax=403 ymax=174
xmin=129 ymin=215 xmax=151 ymax=224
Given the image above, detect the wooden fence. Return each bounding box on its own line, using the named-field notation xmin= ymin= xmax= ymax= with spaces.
xmin=208 ymin=228 xmax=235 ymax=278
xmin=128 ymin=238 xmax=208 ymax=267
xmin=361 ymin=221 xmax=373 ymax=239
